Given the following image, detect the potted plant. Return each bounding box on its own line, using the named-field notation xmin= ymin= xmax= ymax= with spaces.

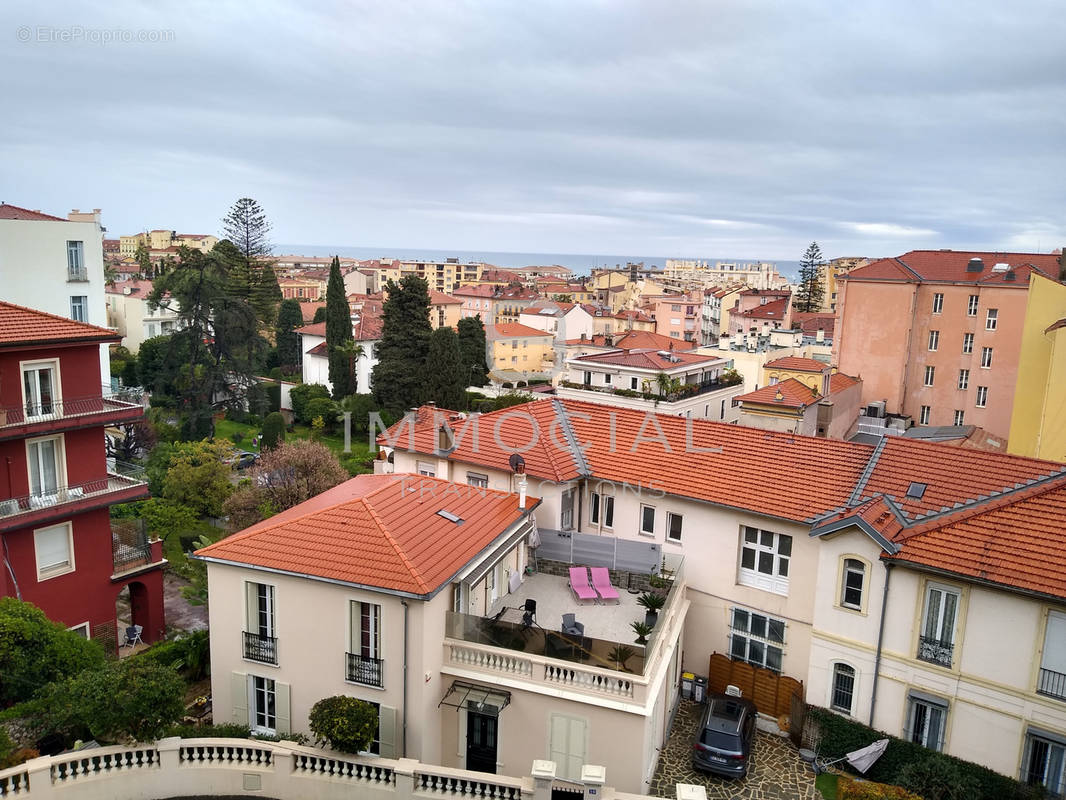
xmin=608 ymin=645 xmax=636 ymax=672
xmin=637 ymin=592 xmax=667 ymax=627
xmin=631 ymin=620 xmax=653 ymax=645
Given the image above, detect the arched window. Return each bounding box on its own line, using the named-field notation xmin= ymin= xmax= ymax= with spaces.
xmin=831 ymin=663 xmax=856 ymax=714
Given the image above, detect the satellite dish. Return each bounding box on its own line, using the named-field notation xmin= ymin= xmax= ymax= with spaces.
xmin=508 ymin=454 xmax=526 ymax=474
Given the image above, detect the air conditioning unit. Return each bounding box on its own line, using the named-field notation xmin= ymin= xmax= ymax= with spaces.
xmin=865 ymin=401 xmax=887 ymax=419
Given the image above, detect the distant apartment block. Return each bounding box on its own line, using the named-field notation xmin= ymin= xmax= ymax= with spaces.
xmin=662 ymin=259 xmax=787 ymax=291
xmin=119 ymin=229 xmax=218 ymax=257
xmin=104 ymin=279 xmax=185 ymax=353
xmin=818 ymin=257 xmax=869 ymax=312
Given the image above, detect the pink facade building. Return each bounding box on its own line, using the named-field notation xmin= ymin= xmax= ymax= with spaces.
xmin=652 ymin=294 xmax=701 ymax=343
xmin=835 ymin=250 xmax=1061 ymax=439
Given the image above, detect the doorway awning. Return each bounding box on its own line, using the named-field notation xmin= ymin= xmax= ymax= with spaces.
xmin=438 ymin=680 xmax=511 ymax=716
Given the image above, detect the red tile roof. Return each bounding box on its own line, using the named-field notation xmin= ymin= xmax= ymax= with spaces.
xmin=300 ymin=302 xmax=326 ymax=322
xmin=845 ymin=250 xmax=1060 ymax=285
xmin=0 ymin=301 xmax=119 ymax=347
xmin=453 ymin=284 xmax=497 ymax=297
xmin=105 ymin=279 xmax=154 ymax=296
xmin=428 ymin=291 xmax=461 ymax=305
xmin=196 ymin=474 xmax=538 ymax=596
xmin=298 ymin=321 xmax=327 ymax=337
xmin=0 ymin=203 xmax=67 ymax=222
xmin=573 ymin=348 xmax=720 ymax=371
xmin=736 ymin=297 xmax=790 ymax=319
xmin=791 ymin=312 xmax=836 ymax=338
xmin=487 ymin=323 xmax=554 ymax=339
xmin=828 ymin=372 xmax=859 ymax=392
xmin=764 ymin=356 xmax=826 ymax=372
xmin=563 ymin=331 xmax=692 ymax=351
xmin=736 ymin=378 xmax=819 ymax=409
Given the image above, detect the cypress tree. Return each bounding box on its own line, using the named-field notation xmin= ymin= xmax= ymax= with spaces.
xmin=457 ymin=316 xmax=489 ymax=387
xmin=425 ymin=327 xmax=466 ymax=410
xmin=371 ymin=276 xmax=432 ymax=413
xmin=276 ymin=299 xmax=304 ymax=372
xmin=325 ymin=256 xmax=354 ymax=398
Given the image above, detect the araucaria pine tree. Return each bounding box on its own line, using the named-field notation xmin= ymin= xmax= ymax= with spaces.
xmin=372 ymin=276 xmax=432 ymax=414
xmin=796 ymin=241 xmax=826 ymax=313
xmin=457 ymin=316 xmax=489 ymax=387
xmin=425 ymin=327 xmax=467 ymax=410
xmin=325 ymin=256 xmax=355 ymax=398
xmin=222 ymin=197 xmax=279 ymax=327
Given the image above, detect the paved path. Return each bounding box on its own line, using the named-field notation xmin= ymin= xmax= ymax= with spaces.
xmin=165 ymin=571 xmax=208 ymax=633
xmin=649 ymin=700 xmax=817 ymax=800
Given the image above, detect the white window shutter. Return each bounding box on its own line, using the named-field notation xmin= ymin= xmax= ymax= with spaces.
xmin=377 ymin=705 xmax=397 ymax=758
xmin=275 ymin=681 xmax=291 ymax=735
xmin=231 ymin=672 xmax=249 ymax=725
xmin=245 ymin=582 xmax=258 ymax=631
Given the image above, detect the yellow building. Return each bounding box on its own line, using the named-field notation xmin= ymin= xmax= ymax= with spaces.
xmin=377 ymin=258 xmax=484 ymax=295
xmin=818 ymin=257 xmax=868 ymax=312
xmin=119 ymin=230 xmax=218 ymax=257
xmin=428 ymin=291 xmax=462 ymax=330
xmin=1007 ymin=272 xmax=1066 ymax=463
xmin=485 ymin=322 xmax=555 ymax=379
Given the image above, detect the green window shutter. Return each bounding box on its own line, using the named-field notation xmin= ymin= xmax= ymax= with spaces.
xmin=231 ymin=672 xmax=249 ymax=726
xmin=275 ymin=681 xmax=291 ymax=736
xmin=377 ymin=705 xmax=397 ymax=758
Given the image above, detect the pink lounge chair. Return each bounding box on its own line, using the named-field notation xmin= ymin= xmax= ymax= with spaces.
xmin=590 ymin=567 xmax=620 ymax=604
xmin=568 ymin=567 xmax=598 ymax=603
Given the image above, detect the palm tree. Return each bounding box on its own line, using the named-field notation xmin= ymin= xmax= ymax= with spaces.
xmin=335 ymin=339 xmax=364 ymax=395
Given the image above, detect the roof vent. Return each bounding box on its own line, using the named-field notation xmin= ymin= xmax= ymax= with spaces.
xmin=992 ymin=262 xmax=1010 ymax=272
xmin=436 ymin=510 xmax=464 ymax=524
xmin=905 ymin=482 xmax=927 ymax=500
xmin=966 ymin=258 xmax=985 ymax=273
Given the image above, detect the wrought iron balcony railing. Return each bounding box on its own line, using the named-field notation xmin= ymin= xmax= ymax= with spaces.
xmin=1038 ymin=667 xmax=1066 ymax=701
xmin=243 ymin=631 xmax=278 ymax=665
xmin=346 ymin=652 xmax=384 ymax=687
xmin=0 ymin=394 xmax=142 ymax=429
xmin=0 ymin=473 xmax=147 ymax=523
xmin=916 ymin=635 xmax=954 ymax=667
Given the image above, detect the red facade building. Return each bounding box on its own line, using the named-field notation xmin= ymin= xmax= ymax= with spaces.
xmin=0 ymin=301 xmax=165 ymax=647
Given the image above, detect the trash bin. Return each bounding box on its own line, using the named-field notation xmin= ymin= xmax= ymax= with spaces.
xmin=681 ymin=672 xmax=695 ymax=699
xmin=693 ymin=676 xmax=708 ymax=703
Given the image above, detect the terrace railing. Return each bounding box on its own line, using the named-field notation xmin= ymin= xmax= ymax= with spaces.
xmin=0 ymin=394 xmax=142 ymax=429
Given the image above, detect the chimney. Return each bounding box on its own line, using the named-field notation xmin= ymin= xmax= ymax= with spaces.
xmin=517 ymin=472 xmax=528 ymax=510
xmin=816 ymin=328 xmax=825 ymax=343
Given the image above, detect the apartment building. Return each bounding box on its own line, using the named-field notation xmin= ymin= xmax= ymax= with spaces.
xmin=734 ymin=357 xmax=862 ymax=438
xmin=818 ymin=257 xmax=869 ymax=312
xmin=119 ymin=230 xmax=218 ymax=257
xmin=518 ymin=301 xmax=594 ymax=346
xmin=372 ymin=258 xmax=485 ymax=295
xmin=428 ymin=291 xmax=462 ymax=330
xmin=104 ymin=279 xmax=184 ymax=353
xmin=651 ymin=294 xmax=702 ymax=343
xmin=835 ymin=250 xmax=1061 ymax=439
xmin=375 ymin=398 xmax=1066 ymax=786
xmin=484 ymin=323 xmax=554 ymax=380
xmin=0 ymin=302 xmax=164 ymax=647
xmin=662 ymin=259 xmax=787 ymax=291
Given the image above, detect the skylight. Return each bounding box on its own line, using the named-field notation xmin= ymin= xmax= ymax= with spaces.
xmin=436 ymin=510 xmax=464 ymax=524
xmin=905 ymin=482 xmax=927 ymax=500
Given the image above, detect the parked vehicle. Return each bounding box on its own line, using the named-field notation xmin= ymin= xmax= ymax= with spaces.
xmin=232 ymin=451 xmax=259 ymax=470
xmin=691 ymin=692 xmax=757 ymax=778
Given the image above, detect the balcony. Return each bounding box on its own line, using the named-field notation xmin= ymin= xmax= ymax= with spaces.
xmin=0 ymin=394 xmax=144 ymax=441
xmin=0 ymin=473 xmax=149 ymax=532
xmin=1038 ymin=667 xmax=1066 ymax=701
xmin=111 ymin=517 xmax=165 ymax=578
xmin=346 ymin=652 xmax=384 ymax=687
xmin=916 ymin=635 xmax=954 ymax=668
xmin=559 ymin=377 xmax=741 ymax=404
xmin=243 ymin=631 xmax=278 ymax=665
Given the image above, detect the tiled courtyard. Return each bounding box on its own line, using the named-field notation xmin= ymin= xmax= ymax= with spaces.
xmin=648 ymin=700 xmax=818 ymax=800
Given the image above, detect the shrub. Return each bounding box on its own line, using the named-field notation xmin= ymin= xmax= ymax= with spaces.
xmin=290 ymin=383 xmax=331 ymax=424
xmin=261 ymin=412 xmax=286 ymax=450
xmin=840 ymin=779 xmax=923 ymax=800
xmin=265 ymin=383 xmax=282 ymax=412
xmin=308 ymin=695 xmax=378 ymax=754
xmin=165 ymin=722 xmax=252 ymax=739
xmin=304 ymin=397 xmax=340 ymax=432
xmin=897 ymin=757 xmax=980 ymax=800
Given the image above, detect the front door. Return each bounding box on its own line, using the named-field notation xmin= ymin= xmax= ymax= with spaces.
xmin=466 ymin=708 xmax=498 ymax=774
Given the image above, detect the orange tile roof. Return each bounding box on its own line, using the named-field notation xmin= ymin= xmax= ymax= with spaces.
xmin=764 ymin=356 xmax=826 ymax=372
xmin=0 ymin=203 xmax=67 ymax=221
xmin=828 ymin=373 xmax=859 ymax=392
xmin=736 ymin=297 xmax=790 ymax=319
xmin=428 ymin=291 xmax=461 ymax=305
xmin=0 ymin=301 xmax=119 ymax=347
xmin=736 ymin=378 xmax=819 ymax=409
xmin=844 ymin=250 xmax=1059 ymax=285
xmin=300 ymin=302 xmax=326 ymax=322
xmin=298 ymin=321 xmax=327 ymax=337
xmin=487 ymin=323 xmax=554 ymax=339
xmin=196 ymin=474 xmax=538 ymax=596
xmin=573 ymin=348 xmax=720 ymax=371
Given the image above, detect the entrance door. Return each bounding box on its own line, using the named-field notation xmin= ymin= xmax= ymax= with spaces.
xmin=466 ymin=708 xmax=498 ymax=774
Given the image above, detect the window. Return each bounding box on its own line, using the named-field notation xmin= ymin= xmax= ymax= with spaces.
xmin=927 ymin=330 xmax=939 ymax=351
xmin=931 ymin=293 xmax=943 ymax=314
xmin=906 ymin=693 xmax=947 ymax=751
xmin=739 ymin=526 xmax=792 ymax=595
xmin=831 ymin=664 xmax=856 ymax=714
xmin=604 ymin=373 xmax=612 ymax=385
xmin=244 ymin=582 xmax=277 ymax=664
xmin=1038 ymin=611 xmax=1066 ymax=701
xmin=27 ymin=436 xmax=62 ymax=498
xmin=630 ymin=377 xmax=638 ymax=390
xmin=560 ymin=488 xmax=574 ymax=530
xmin=22 ymin=361 xmax=58 ymax=418
xmin=640 ymin=504 xmax=655 ymax=536
xmin=1024 ymin=730 xmax=1066 ymax=795
xmin=466 ymin=472 xmax=488 ymax=489
xmin=967 ymin=294 xmax=978 ymax=316
xmin=69 ymin=296 xmax=87 ymax=322
xmin=981 ymin=347 xmax=993 ymax=368
xmin=68 ymin=622 xmax=90 ymax=638
xmin=962 ymin=333 xmax=974 ymax=354
xmin=667 ymin=512 xmax=683 ymax=542
xmin=917 ymin=584 xmax=959 ymax=667
xmin=729 ymin=607 xmax=784 ymax=671
xmin=589 ymin=491 xmax=614 ymax=528
xmin=923 ymin=366 xmax=935 ymax=387
xmin=67 ymin=241 xmax=85 ymax=280
xmin=957 ymin=369 xmax=969 ymax=390
xmin=251 ymin=675 xmax=277 ymax=734
xmin=986 ymin=309 xmax=998 ymax=330
xmin=583 ymin=371 xmax=591 ymax=386
xmin=34 ymin=523 xmax=74 ymax=579
xmin=417 ymin=461 xmax=436 ymax=477
xmin=840 ymin=558 xmax=865 ymax=610
xmin=919 ymin=405 xmax=931 ymax=425
xmin=953 ymin=410 xmax=965 ymax=425
xmin=975 ymin=386 xmax=988 ymax=408
xmin=348 ymin=600 xmax=383 ymax=687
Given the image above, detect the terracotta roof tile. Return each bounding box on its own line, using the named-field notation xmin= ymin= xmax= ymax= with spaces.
xmin=764 ymin=356 xmax=826 ymax=372
xmin=428 ymin=291 xmax=461 ymax=305
xmin=0 ymin=203 xmax=67 ymax=221
xmin=736 ymin=378 xmax=819 ymax=408
xmin=573 ymin=348 xmax=720 ymax=371
xmin=736 ymin=297 xmax=790 ymax=319
xmin=0 ymin=300 xmax=119 ymax=346
xmin=487 ymin=323 xmax=554 ymax=340
xmin=845 ymin=250 xmax=1059 ymax=284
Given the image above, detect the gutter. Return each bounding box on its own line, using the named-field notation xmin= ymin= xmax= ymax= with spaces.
xmin=401 ymin=599 xmax=409 ymax=758
xmin=869 ymin=562 xmax=893 ymax=726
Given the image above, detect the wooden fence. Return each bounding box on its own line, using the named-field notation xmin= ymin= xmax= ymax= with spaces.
xmin=706 ymin=652 xmax=804 ymax=721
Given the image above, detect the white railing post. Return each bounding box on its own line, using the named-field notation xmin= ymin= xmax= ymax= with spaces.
xmin=19 ymin=756 xmax=53 ymax=799
xmin=580 ymin=765 xmax=606 ymax=800
xmin=157 ymin=737 xmax=182 ymax=772
xmin=530 ymin=760 xmax=556 ymax=800
xmin=394 ymin=757 xmax=418 ymax=800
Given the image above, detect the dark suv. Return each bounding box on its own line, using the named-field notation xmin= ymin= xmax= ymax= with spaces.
xmin=691 ymin=693 xmax=757 ymax=778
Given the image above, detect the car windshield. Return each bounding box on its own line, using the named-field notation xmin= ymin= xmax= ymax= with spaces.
xmin=699 ymin=729 xmax=741 ymax=750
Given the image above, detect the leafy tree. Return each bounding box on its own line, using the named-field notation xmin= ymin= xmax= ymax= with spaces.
xmin=457 ymin=316 xmax=489 ymax=387
xmin=222 ymin=440 xmax=348 ymax=530
xmin=325 ymin=256 xmax=355 ymax=398
xmin=425 ymin=327 xmax=466 ymax=409
xmin=139 ymin=497 xmax=199 ymax=543
xmin=105 ymin=420 xmax=157 ymax=462
xmin=261 ymin=411 xmax=286 ymax=450
xmin=551 ymin=293 xmax=574 ymax=303
xmin=32 ymin=659 xmax=185 ymax=744
xmin=336 ymin=339 xmax=365 ymax=397
xmin=134 ymin=242 xmax=152 ymax=279
xmin=181 ymin=533 xmax=216 ymax=606
xmin=0 ymin=598 xmax=105 ymax=706
xmin=308 ymin=695 xmax=378 ymax=754
xmin=290 ymin=382 xmax=331 ymax=424
xmin=796 ymin=241 xmax=826 ymax=313
xmin=338 ymin=393 xmax=388 ymax=437
xmin=276 ymin=298 xmax=304 ymax=371
xmin=305 ymin=397 xmax=340 ymax=433
xmin=372 ymin=275 xmax=432 ymax=413
xmin=312 ymin=305 xmax=328 ymax=324
xmin=120 ymin=358 xmax=139 ymax=387
xmin=160 ymin=439 xmax=235 ymax=517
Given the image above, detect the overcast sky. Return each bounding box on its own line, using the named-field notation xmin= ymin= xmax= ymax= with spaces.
xmin=2 ymin=0 xmax=1064 ymax=260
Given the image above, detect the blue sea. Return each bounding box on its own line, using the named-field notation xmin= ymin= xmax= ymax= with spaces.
xmin=274 ymin=243 xmax=800 ymax=282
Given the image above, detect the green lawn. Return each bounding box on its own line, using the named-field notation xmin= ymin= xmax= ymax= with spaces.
xmin=213 ymin=418 xmax=375 ymax=475
xmin=815 ymin=772 xmax=839 ymax=800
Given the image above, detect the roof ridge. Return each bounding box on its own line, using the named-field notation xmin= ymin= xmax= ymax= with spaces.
xmin=553 ymin=399 xmax=591 ymax=478
xmin=847 ymin=436 xmax=888 ymax=506
xmin=0 ymin=299 xmax=121 ymax=340
xmin=363 ymin=491 xmax=432 ymax=595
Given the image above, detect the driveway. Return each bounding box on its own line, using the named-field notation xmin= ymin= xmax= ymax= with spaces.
xmin=649 ymin=700 xmax=817 ymax=800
